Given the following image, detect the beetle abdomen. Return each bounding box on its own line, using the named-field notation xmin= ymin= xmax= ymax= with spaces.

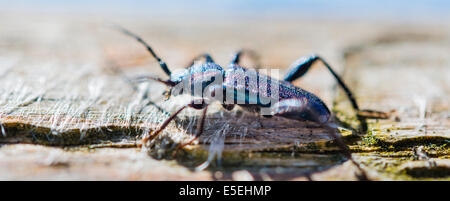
xmin=224 ymin=65 xmax=331 ymax=123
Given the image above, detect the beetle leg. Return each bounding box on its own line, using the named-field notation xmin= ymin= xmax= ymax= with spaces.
xmin=283 ymin=54 xmax=318 ymax=83
xmin=272 ymin=99 xmax=370 ymax=180
xmin=229 ymin=49 xmax=261 ymax=69
xmin=142 ymin=99 xmax=208 ymax=147
xmin=177 ymin=105 xmax=209 ymax=149
xmin=357 ymin=109 xmax=392 ymax=119
xmin=323 ymin=124 xmax=369 ymax=180
xmin=185 ymin=53 xmax=215 ymax=68
xmin=142 ymin=105 xmax=188 ymax=146
xmin=284 ymin=54 xmax=358 ymax=111
xmin=283 ymin=54 xmax=367 ymax=131
xmin=142 ymin=100 xmax=208 ymax=145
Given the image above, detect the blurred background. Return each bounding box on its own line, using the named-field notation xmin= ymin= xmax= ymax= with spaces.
xmin=1 ymin=0 xmax=448 ymax=105
xmin=1 ymin=0 xmax=450 ymax=22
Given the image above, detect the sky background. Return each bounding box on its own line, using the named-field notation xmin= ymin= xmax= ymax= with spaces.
xmin=1 ymin=0 xmax=450 ymax=23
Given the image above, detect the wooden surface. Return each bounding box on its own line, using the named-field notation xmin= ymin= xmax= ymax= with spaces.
xmin=0 ymin=14 xmax=449 ymax=180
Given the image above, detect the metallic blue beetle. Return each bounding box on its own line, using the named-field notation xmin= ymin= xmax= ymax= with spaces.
xmin=115 ymin=26 xmax=368 ymax=146
xmin=115 ymin=26 xmax=384 ymax=180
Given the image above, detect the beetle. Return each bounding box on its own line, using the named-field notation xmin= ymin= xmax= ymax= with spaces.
xmin=115 ymin=26 xmax=386 ymax=180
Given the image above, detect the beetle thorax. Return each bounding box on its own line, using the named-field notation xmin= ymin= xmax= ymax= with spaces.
xmin=169 ymin=63 xmax=224 ymax=101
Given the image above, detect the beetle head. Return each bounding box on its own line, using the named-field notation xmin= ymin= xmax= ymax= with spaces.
xmin=168 ymin=63 xmax=224 ymax=101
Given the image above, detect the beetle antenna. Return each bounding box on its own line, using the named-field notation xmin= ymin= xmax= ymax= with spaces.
xmin=113 ymin=24 xmax=172 ymax=76
xmin=132 ymin=75 xmax=176 ymax=87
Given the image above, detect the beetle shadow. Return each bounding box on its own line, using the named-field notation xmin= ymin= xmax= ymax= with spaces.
xmin=145 ymin=108 xmax=350 ymax=181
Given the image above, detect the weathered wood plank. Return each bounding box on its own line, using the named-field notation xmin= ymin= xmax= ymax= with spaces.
xmin=0 ymin=15 xmax=353 ymax=180
xmin=0 ymin=14 xmax=448 ymax=180
xmin=338 ymin=28 xmax=450 ymax=180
